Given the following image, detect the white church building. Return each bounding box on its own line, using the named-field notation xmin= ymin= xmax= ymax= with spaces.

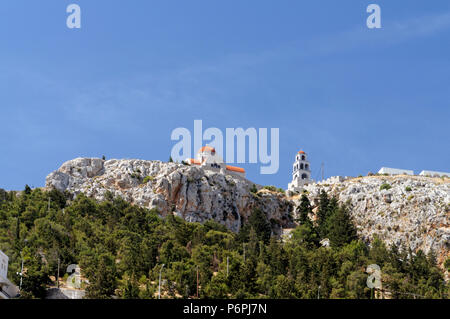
xmin=185 ymin=146 xmax=246 ymax=178
xmin=288 ymin=150 xmax=311 ymax=192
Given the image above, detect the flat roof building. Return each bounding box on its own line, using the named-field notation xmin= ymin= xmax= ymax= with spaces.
xmin=378 ymin=167 xmax=414 ymax=176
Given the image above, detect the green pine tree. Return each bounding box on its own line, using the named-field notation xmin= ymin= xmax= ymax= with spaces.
xmin=316 ymin=190 xmax=330 ymax=237
xmin=239 ymin=209 xmax=272 ymax=244
xmin=296 ymin=194 xmax=313 ymax=226
xmin=327 ymin=205 xmax=357 ymax=248
xmin=85 ymin=253 xmax=117 ymax=299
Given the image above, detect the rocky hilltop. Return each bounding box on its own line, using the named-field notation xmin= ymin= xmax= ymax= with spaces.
xmin=46 ymin=158 xmax=449 ymax=270
xmin=299 ymin=175 xmax=450 ymax=268
xmin=45 ymin=158 xmax=294 ymax=233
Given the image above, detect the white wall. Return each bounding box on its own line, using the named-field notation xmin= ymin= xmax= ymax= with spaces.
xmin=0 ymin=250 xmax=8 ymax=280
xmin=419 ymin=170 xmax=450 ymax=177
xmin=378 ymin=167 xmax=414 ymax=175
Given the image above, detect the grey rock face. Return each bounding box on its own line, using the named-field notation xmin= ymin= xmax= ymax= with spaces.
xmin=45 ymin=159 xmax=449 ymax=274
xmin=46 ymin=158 xmax=294 ymax=233
xmin=299 ymin=175 xmax=450 ymax=271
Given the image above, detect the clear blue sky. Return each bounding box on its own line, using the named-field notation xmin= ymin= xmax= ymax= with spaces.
xmin=1 ymin=0 xmax=449 ymax=190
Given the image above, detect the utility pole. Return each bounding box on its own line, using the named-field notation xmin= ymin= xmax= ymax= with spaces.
xmin=17 ymin=253 xmax=24 ymax=291
xmin=17 ymin=240 xmax=27 ymax=292
xmin=57 ymin=257 xmax=60 ymax=289
xmin=196 ymin=266 xmax=199 ymax=298
xmin=158 ymin=264 xmax=165 ymax=299
xmin=20 ymin=257 xmax=24 ymax=290
xmin=317 ymin=285 xmax=321 ymax=299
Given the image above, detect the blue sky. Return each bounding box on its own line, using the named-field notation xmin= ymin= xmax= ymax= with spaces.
xmin=0 ymin=0 xmax=449 ymax=190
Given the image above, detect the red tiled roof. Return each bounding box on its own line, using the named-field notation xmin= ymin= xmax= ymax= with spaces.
xmin=298 ymin=151 xmax=305 ymax=154
xmin=226 ymin=165 xmax=245 ymax=173
xmin=187 ymin=158 xmax=201 ymax=165
xmin=199 ymin=146 xmax=215 ymax=153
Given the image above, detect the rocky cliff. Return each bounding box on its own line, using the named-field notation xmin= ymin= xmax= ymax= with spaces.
xmin=298 ymin=175 xmax=450 ymax=269
xmin=45 ymin=158 xmax=449 ymax=271
xmin=45 ymin=158 xmax=294 ymax=233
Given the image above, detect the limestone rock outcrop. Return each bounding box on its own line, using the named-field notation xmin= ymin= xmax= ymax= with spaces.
xmin=297 ymin=175 xmax=449 ymax=270
xmin=45 ymin=158 xmax=449 ymax=273
xmin=46 ymin=158 xmax=294 ymax=233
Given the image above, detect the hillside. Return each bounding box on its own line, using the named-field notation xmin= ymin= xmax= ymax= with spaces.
xmin=46 ymin=158 xmax=449 ymax=271
xmin=0 ymin=157 xmax=447 ymax=299
xmin=45 ymin=158 xmax=294 ymax=233
xmin=296 ymin=175 xmax=449 ymax=269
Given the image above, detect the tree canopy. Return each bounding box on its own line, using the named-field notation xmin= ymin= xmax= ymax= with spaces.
xmin=0 ymin=186 xmax=447 ymax=299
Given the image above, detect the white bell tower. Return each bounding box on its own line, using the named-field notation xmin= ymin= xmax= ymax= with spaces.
xmin=288 ymin=150 xmax=311 ymax=192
